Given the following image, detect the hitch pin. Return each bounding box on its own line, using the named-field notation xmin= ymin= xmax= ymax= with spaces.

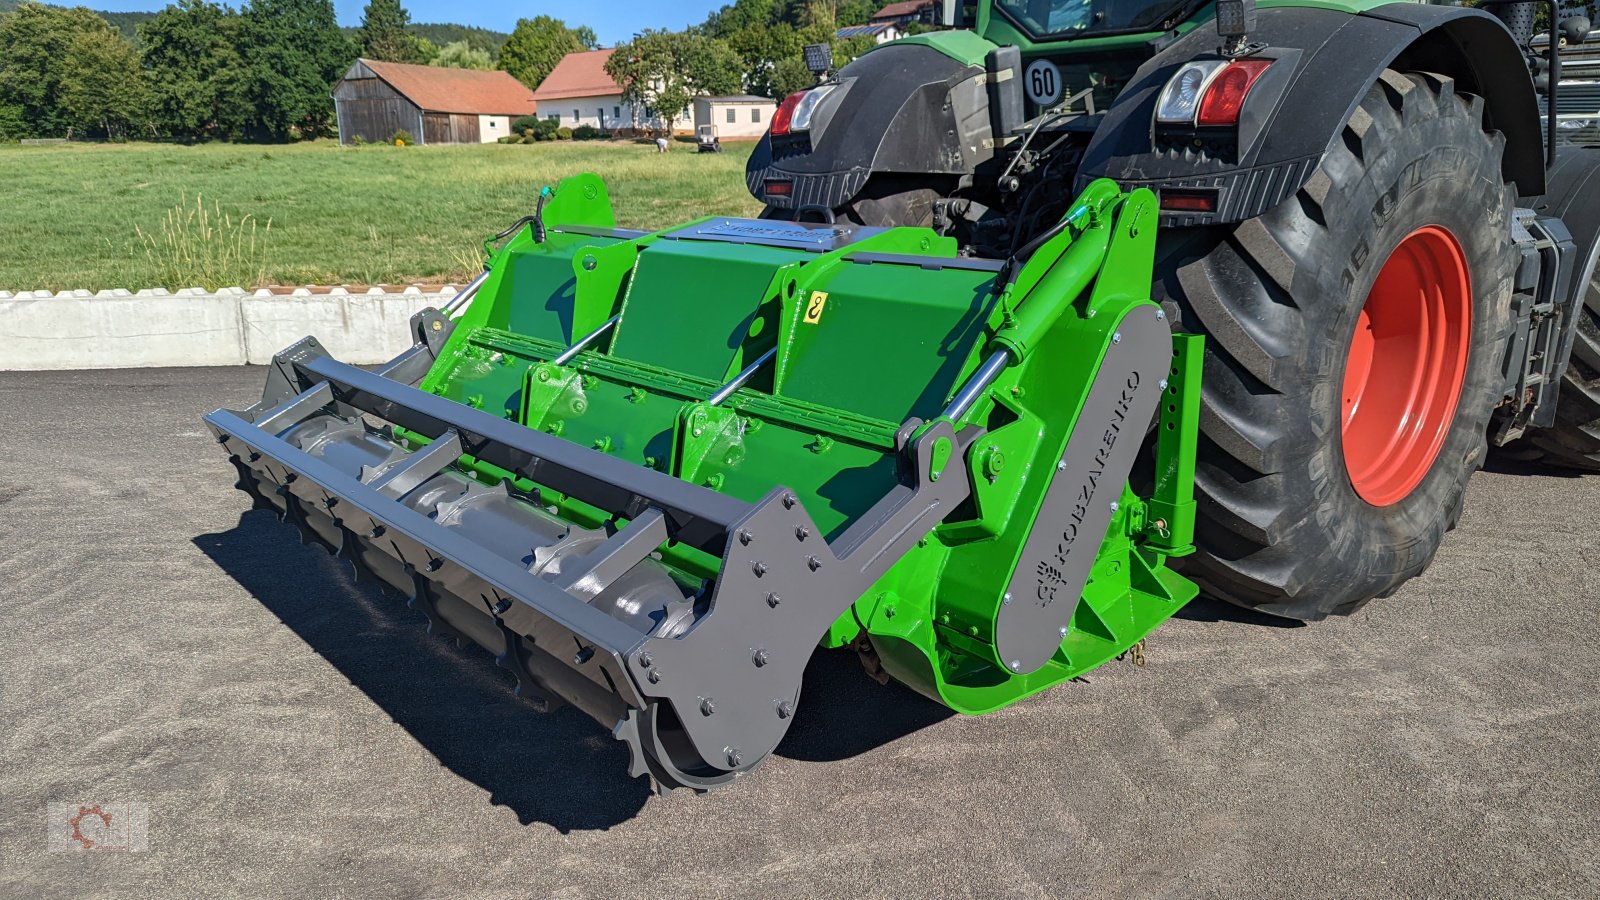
xmin=708 ymin=348 xmax=777 ymax=406
xmin=553 ymin=315 xmax=621 ymax=366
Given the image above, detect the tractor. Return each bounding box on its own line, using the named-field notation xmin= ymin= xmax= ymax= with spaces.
xmin=748 ymin=0 xmax=1600 ymax=620
xmin=207 ymin=0 xmax=1600 ymax=791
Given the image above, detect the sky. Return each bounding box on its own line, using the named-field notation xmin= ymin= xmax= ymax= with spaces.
xmin=84 ymin=1 xmax=730 ymax=47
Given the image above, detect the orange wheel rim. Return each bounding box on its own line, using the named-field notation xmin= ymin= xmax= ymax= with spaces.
xmin=1340 ymin=226 xmax=1473 ymax=506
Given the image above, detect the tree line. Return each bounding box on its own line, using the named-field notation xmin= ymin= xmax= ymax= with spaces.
xmin=0 ymin=0 xmax=912 ymax=143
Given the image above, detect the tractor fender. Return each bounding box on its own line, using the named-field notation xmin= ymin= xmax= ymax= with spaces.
xmin=1076 ymin=4 xmax=1544 ymax=227
xmin=746 ymin=38 xmax=1001 ymax=213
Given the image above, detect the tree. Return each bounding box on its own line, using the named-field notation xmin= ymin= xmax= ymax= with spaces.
xmin=0 ymin=1 xmax=121 ymax=137
xmin=237 ymin=0 xmax=356 ymax=140
xmin=836 ymin=0 xmax=876 ymax=27
xmin=698 ymin=0 xmax=879 ymax=98
xmin=358 ymin=0 xmax=427 ymax=64
xmin=701 ymin=0 xmax=781 ymax=37
xmin=605 ymin=30 xmax=742 ymax=135
xmin=431 ymin=39 xmax=492 ymax=71
xmin=498 ymin=15 xmax=589 ymax=90
xmin=139 ymin=0 xmax=250 ymax=141
xmin=60 ymin=27 xmax=147 ymax=138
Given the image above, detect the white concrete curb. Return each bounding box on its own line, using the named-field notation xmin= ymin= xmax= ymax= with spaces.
xmin=1 ymin=287 xmax=460 ymax=371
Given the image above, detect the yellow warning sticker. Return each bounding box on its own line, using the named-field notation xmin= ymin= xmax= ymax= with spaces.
xmin=803 ymin=291 xmax=829 ymax=325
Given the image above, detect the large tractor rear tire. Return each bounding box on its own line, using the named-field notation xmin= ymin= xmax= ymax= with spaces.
xmin=1153 ymin=71 xmax=1518 ymax=620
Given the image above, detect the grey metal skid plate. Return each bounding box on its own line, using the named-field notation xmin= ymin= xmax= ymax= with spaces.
xmin=994 ymin=304 xmax=1172 ymax=673
xmin=629 ymin=419 xmax=977 ymax=779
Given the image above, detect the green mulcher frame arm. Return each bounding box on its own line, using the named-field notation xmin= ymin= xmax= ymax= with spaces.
xmin=422 ymin=173 xmax=1203 ymax=716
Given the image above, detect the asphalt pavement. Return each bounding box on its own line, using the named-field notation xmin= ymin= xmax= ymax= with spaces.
xmin=2 ymin=366 xmax=1597 ymax=898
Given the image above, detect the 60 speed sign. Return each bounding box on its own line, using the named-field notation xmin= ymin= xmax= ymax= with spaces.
xmin=1024 ymin=59 xmax=1063 ymax=108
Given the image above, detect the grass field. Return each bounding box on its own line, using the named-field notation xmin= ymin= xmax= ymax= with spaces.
xmin=0 ymin=140 xmax=764 ymax=292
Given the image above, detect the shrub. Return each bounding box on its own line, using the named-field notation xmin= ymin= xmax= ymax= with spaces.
xmin=572 ymin=124 xmax=604 ymax=141
xmin=555 ymin=126 xmax=573 ymax=141
xmin=496 ymin=135 xmax=518 ymax=144
xmin=390 ymin=129 xmax=414 ymax=146
xmin=511 ymin=115 xmax=541 ymax=133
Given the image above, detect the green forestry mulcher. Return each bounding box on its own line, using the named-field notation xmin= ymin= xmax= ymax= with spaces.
xmin=208 ymin=0 xmax=1600 ymax=790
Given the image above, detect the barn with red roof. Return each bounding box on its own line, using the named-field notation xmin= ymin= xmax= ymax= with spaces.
xmin=333 ymin=59 xmax=539 ymax=146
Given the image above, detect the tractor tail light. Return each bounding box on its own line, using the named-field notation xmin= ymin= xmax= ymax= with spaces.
xmin=1196 ymin=58 xmax=1274 ymax=127
xmin=772 ymin=91 xmax=807 ymax=136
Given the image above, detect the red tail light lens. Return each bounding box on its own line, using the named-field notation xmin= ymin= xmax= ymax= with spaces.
xmin=1160 ymin=189 xmax=1218 ymax=212
xmin=1196 ymin=58 xmax=1273 ymax=127
xmin=772 ymin=91 xmax=807 ymax=136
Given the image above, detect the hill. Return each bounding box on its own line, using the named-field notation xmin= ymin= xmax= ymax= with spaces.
xmin=0 ymin=4 xmax=509 ymax=57
xmin=409 ymin=22 xmax=509 ymax=56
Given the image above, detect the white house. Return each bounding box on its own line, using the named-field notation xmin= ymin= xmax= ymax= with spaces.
xmin=693 ymin=96 xmax=779 ymax=139
xmin=532 ymin=49 xmax=686 ymax=132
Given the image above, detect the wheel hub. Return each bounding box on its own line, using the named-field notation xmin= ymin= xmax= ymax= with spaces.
xmin=1340 ymin=226 xmax=1472 ymax=507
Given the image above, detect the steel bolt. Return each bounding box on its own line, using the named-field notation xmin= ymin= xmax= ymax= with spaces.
xmin=1059 ymin=626 xmax=1069 ymax=636
xmin=776 ymin=700 xmax=794 ymax=719
xmin=425 ymin=558 xmax=442 ymax=573
xmin=782 ymin=492 xmax=797 ymax=509
xmin=766 ymin=592 xmax=781 ymax=608
xmin=637 ymin=652 xmax=653 ymax=668
xmin=738 ymin=529 xmax=753 ymax=545
xmin=492 ymin=597 xmax=512 ymax=615
xmin=431 ymin=320 xmax=443 ymax=332
xmin=807 ymin=555 xmax=822 ymax=571
xmin=701 ymin=698 xmax=716 ymax=716
xmin=1009 ymin=660 xmax=1021 ymax=671
xmin=1159 ymin=379 xmax=1169 ymax=391
xmin=1112 ymin=332 xmax=1122 ymax=344
xmin=573 ymin=646 xmax=594 ymax=665
xmin=1109 ymin=501 xmax=1120 ymax=513
xmin=648 ymin=669 xmax=662 ymax=684
xmin=366 ymin=525 xmax=386 ymax=539
xmin=1056 ymin=460 xmax=1066 ymax=471
xmin=726 ymin=747 xmax=742 ymax=767
xmin=1002 ymin=592 xmax=1012 ymax=605
xmin=1155 ymin=309 xmax=1166 ymax=320
xmin=752 ymin=648 xmax=770 ymax=667
xmin=795 ymin=525 xmax=810 ymax=541
xmin=752 ymin=561 xmax=768 ymax=577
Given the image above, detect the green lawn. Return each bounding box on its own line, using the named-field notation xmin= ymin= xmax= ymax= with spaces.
xmin=0 ymin=139 xmax=765 ymax=292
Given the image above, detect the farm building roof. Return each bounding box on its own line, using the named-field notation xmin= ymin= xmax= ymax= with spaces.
xmin=871 ymin=0 xmax=935 ymax=21
xmin=356 ymin=59 xmax=538 ymax=116
xmin=837 ymin=23 xmax=897 ymax=38
xmin=701 ymin=95 xmax=778 ymax=104
xmin=530 ymin=49 xmax=622 ymax=102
